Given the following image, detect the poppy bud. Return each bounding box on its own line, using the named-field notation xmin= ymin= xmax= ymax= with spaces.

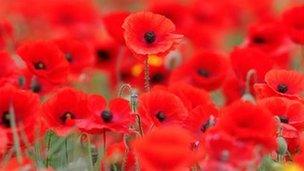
xmin=276 ymin=136 xmax=288 ymax=156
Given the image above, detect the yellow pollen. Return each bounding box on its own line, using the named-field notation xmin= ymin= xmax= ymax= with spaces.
xmin=148 ymin=55 xmax=163 ymax=67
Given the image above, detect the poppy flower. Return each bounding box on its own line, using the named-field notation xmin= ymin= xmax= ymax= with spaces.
xmin=183 ymin=104 xmax=218 ymax=137
xmin=170 ymin=50 xmax=228 ymax=91
xmin=55 ymin=38 xmax=95 ymax=75
xmin=168 ymin=83 xmax=213 ymax=111
xmin=102 ymin=11 xmax=130 ymax=44
xmin=222 ymin=72 xmax=246 ymax=104
xmin=94 ymin=39 xmax=120 ymax=72
xmin=294 ymin=141 xmax=304 ymax=167
xmin=265 ymin=69 xmax=304 ymax=97
xmin=258 ymin=97 xmax=304 ymax=153
xmin=230 ymin=47 xmax=275 ymax=82
xmin=0 ymin=20 xmax=13 ymax=50
xmin=203 ymin=130 xmax=256 ymax=167
xmin=282 ymin=5 xmax=304 ymax=44
xmin=0 ymin=84 xmax=41 ymax=143
xmin=0 ymin=128 xmax=7 ymax=155
xmin=132 ymin=126 xmax=197 ymax=171
xmin=17 ymin=40 xmax=69 ymax=84
xmin=217 ymin=100 xmax=277 ymax=150
xmin=42 ymin=87 xmax=89 ymax=136
xmin=138 ymin=89 xmax=188 ymax=128
xmin=77 ymin=95 xmax=134 ymax=134
xmin=122 ymin=11 xmax=183 ymax=58
xmin=0 ymin=51 xmax=18 ymax=86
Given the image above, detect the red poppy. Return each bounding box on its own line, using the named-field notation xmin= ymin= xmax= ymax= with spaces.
xmin=55 ymin=38 xmax=94 ymax=75
xmin=94 ymin=39 xmax=120 ymax=72
xmin=203 ymin=130 xmax=256 ymax=168
xmin=230 ymin=47 xmax=275 ymax=82
xmin=222 ymin=72 xmax=246 ymax=104
xmin=170 ymin=50 xmax=228 ymax=91
xmin=0 ymin=51 xmax=18 ymax=86
xmin=0 ymin=84 xmax=41 ymax=143
xmin=42 ymin=87 xmax=89 ymax=136
xmin=265 ymin=69 xmax=304 ymax=97
xmin=102 ymin=11 xmax=130 ymax=44
xmin=282 ymin=5 xmax=304 ymax=44
xmin=183 ymin=104 xmax=218 ymax=137
xmin=138 ymin=89 xmax=188 ymax=128
xmin=0 ymin=20 xmax=13 ymax=50
xmin=258 ymin=97 xmax=304 ymax=153
xmin=168 ymin=83 xmax=212 ymax=111
xmin=217 ymin=100 xmax=277 ymax=150
xmin=122 ymin=11 xmax=183 ymax=58
xmin=294 ymin=141 xmax=304 ymax=167
xmin=77 ymin=95 xmax=134 ymax=134
xmin=0 ymin=128 xmax=7 ymax=155
xmin=17 ymin=40 xmax=69 ymax=84
xmin=132 ymin=126 xmax=197 ymax=171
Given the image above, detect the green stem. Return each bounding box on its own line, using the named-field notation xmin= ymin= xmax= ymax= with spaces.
xmin=65 ymin=137 xmax=69 ymax=164
xmin=8 ymin=102 xmax=23 ymax=164
xmin=87 ymin=135 xmax=94 ymax=171
xmin=45 ymin=133 xmax=53 ymax=167
xmin=144 ymin=57 xmax=150 ymax=92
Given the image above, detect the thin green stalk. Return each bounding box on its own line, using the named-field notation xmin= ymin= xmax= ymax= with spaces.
xmin=8 ymin=102 xmax=23 ymax=164
xmin=45 ymin=133 xmax=53 ymax=167
xmin=144 ymin=57 xmax=150 ymax=92
xmin=87 ymin=135 xmax=94 ymax=171
xmin=65 ymin=137 xmax=69 ymax=165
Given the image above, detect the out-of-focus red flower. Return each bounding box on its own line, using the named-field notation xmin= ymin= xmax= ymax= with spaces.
xmin=132 ymin=126 xmax=197 ymax=171
xmin=294 ymin=141 xmax=304 ymax=167
xmin=0 ymin=128 xmax=7 ymax=155
xmin=0 ymin=157 xmax=36 ymax=171
xmin=265 ymin=69 xmax=304 ymax=97
xmin=42 ymin=87 xmax=89 ymax=136
xmin=77 ymin=95 xmax=134 ymax=134
xmin=0 ymin=51 xmax=18 ymax=86
xmin=258 ymin=97 xmax=304 ymax=153
xmin=230 ymin=47 xmax=275 ymax=82
xmin=168 ymin=83 xmax=212 ymax=111
xmin=0 ymin=20 xmax=13 ymax=50
xmin=55 ymin=38 xmax=94 ymax=75
xmin=94 ymin=39 xmax=120 ymax=71
xmin=183 ymin=104 xmax=218 ymax=137
xmin=0 ymin=84 xmax=41 ymax=144
xmin=138 ymin=89 xmax=188 ymax=128
xmin=122 ymin=11 xmax=183 ymax=58
xmin=217 ymin=100 xmax=277 ymax=150
xmin=222 ymin=72 xmax=246 ymax=104
xmin=282 ymin=5 xmax=304 ymax=44
xmin=203 ymin=130 xmax=256 ymax=168
xmin=17 ymin=40 xmax=69 ymax=84
xmin=102 ymin=11 xmax=130 ymax=44
xmin=170 ymin=50 xmax=228 ymax=91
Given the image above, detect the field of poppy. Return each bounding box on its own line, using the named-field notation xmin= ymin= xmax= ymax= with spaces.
xmin=1 ymin=0 xmax=304 ymax=170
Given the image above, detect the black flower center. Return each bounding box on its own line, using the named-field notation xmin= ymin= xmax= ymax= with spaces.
xmin=277 ymin=83 xmax=288 ymax=93
xmin=1 ymin=111 xmax=11 ymax=128
xmin=278 ymin=115 xmax=289 ymax=124
xmin=252 ymin=36 xmax=266 ymax=44
xmin=151 ymin=73 xmax=164 ymax=84
xmin=101 ymin=110 xmax=113 ymax=123
xmin=197 ymin=69 xmax=209 ymax=78
xmin=144 ymin=31 xmax=156 ymax=44
xmin=31 ymin=80 xmax=42 ymax=93
xmin=201 ymin=120 xmax=210 ymax=133
xmin=34 ymin=61 xmax=46 ymax=70
xmin=59 ymin=112 xmax=75 ymax=124
xmin=65 ymin=53 xmax=73 ymax=63
xmin=156 ymin=111 xmax=166 ymax=122
xmin=96 ymin=49 xmax=110 ymax=62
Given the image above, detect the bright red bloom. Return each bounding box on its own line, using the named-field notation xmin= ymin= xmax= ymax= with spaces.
xmin=0 ymin=20 xmax=13 ymax=50
xmin=230 ymin=47 xmax=275 ymax=82
xmin=258 ymin=97 xmax=304 ymax=153
xmin=122 ymin=11 xmax=183 ymax=57
xmin=132 ymin=126 xmax=197 ymax=171
xmin=0 ymin=84 xmax=41 ymax=143
xmin=77 ymin=95 xmax=134 ymax=134
xmin=138 ymin=89 xmax=188 ymax=128
xmin=0 ymin=51 xmax=18 ymax=86
xmin=222 ymin=72 xmax=246 ymax=104
xmin=183 ymin=104 xmax=218 ymax=137
xmin=265 ymin=69 xmax=304 ymax=97
xmin=0 ymin=128 xmax=7 ymax=155
xmin=42 ymin=87 xmax=89 ymax=136
xmin=55 ymin=38 xmax=94 ymax=74
xmin=17 ymin=40 xmax=69 ymax=84
xmin=170 ymin=50 xmax=228 ymax=91
xmin=282 ymin=5 xmax=304 ymax=44
xmin=94 ymin=39 xmax=120 ymax=71
xmin=103 ymin=11 xmax=130 ymax=44
xmin=168 ymin=83 xmax=212 ymax=111
xmin=217 ymin=100 xmax=277 ymax=150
